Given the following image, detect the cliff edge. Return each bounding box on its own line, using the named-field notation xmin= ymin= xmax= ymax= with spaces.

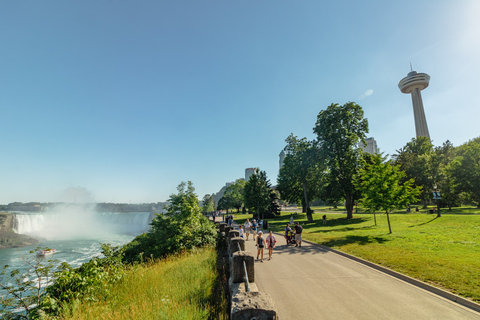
xmin=0 ymin=213 xmax=38 ymax=249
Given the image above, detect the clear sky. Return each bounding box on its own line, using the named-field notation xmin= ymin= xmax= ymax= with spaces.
xmin=1 ymin=1 xmax=479 ymax=204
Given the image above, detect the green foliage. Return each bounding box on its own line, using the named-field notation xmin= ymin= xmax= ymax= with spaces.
xmin=219 ymin=179 xmax=246 ymax=213
xmin=392 ymin=137 xmax=434 ymax=207
xmin=201 ymin=194 xmax=215 ymax=214
xmin=243 ymin=170 xmax=272 ymax=220
xmin=0 ymin=247 xmax=57 ymax=319
xmin=122 ymin=181 xmax=217 ymax=263
xmin=358 ymin=154 xmax=422 ymax=233
xmin=447 ymin=137 xmax=480 ymax=207
xmin=314 ymin=102 xmax=368 ymax=219
xmin=277 ymin=134 xmax=324 ymax=221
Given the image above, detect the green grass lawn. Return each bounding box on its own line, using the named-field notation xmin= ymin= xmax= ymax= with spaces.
xmin=236 ymin=208 xmax=480 ymax=302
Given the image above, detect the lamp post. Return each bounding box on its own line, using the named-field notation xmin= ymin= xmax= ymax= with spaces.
xmin=433 ymin=185 xmax=441 ymax=218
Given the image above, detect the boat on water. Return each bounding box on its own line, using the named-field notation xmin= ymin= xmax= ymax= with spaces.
xmin=37 ymin=249 xmax=56 ymax=256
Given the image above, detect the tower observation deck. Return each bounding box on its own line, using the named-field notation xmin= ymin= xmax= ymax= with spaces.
xmin=398 ymin=70 xmax=430 ymax=138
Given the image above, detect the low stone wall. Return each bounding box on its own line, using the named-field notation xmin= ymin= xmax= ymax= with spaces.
xmin=215 ymin=221 xmax=279 ymax=319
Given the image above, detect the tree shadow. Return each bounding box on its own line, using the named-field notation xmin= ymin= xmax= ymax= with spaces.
xmin=408 ymin=216 xmax=439 ymax=228
xmin=320 ymin=235 xmax=390 ymax=247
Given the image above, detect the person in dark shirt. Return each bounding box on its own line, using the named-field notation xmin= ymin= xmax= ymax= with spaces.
xmin=294 ymin=222 xmax=303 ymax=247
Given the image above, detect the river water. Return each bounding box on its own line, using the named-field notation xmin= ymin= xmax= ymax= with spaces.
xmin=0 ymin=207 xmax=154 ymax=305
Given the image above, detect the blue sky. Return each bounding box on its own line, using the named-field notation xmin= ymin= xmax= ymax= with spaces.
xmin=1 ymin=1 xmax=479 ymax=204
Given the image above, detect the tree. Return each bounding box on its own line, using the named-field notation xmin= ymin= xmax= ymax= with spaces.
xmin=201 ymin=194 xmax=214 ymax=214
xmin=222 ymin=179 xmax=246 ymax=213
xmin=276 ymin=134 xmax=323 ymax=222
xmin=358 ymin=154 xmax=422 ymax=233
xmin=243 ymin=170 xmax=271 ymax=221
xmin=447 ymin=137 xmax=480 ymax=207
xmin=392 ymin=137 xmax=434 ymax=208
xmin=123 ymin=181 xmax=217 ymax=263
xmin=313 ymin=102 xmax=368 ymax=219
xmin=430 ymin=141 xmax=460 ymax=210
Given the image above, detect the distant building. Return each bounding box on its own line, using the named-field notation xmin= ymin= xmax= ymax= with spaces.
xmin=245 ymin=167 xmax=258 ymax=182
xmin=279 ymin=150 xmax=285 ymax=174
xmin=358 ymin=137 xmax=378 ymax=154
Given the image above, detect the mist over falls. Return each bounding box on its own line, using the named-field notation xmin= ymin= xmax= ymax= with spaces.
xmin=13 ymin=204 xmax=153 ymax=240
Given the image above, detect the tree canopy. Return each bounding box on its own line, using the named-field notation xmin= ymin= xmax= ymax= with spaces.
xmin=313 ymin=102 xmax=368 ymax=219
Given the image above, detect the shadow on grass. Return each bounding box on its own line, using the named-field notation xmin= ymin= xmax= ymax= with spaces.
xmin=408 ymin=216 xmax=439 ymax=228
xmin=319 ymin=235 xmax=390 ymax=247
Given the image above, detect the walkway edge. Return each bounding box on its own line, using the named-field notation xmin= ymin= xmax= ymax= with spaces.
xmin=273 ymin=231 xmax=480 ymax=313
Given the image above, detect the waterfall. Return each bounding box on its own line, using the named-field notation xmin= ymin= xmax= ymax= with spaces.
xmin=13 ymin=209 xmax=153 ymax=240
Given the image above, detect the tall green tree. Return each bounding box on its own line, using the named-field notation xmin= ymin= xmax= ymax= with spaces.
xmin=201 ymin=194 xmax=214 ymax=214
xmin=222 ymin=179 xmax=246 ymax=213
xmin=276 ymin=134 xmax=324 ymax=222
xmin=430 ymin=141 xmax=460 ymax=210
xmin=392 ymin=137 xmax=434 ymax=208
xmin=313 ymin=102 xmax=368 ymax=219
xmin=358 ymin=154 xmax=422 ymax=233
xmin=243 ymin=169 xmax=271 ymax=221
xmin=447 ymin=137 xmax=480 ymax=207
xmin=123 ymin=181 xmax=217 ymax=263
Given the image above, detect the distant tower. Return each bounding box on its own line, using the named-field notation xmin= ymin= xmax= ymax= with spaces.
xmin=279 ymin=150 xmax=285 ymax=174
xmin=398 ymin=69 xmax=431 ymax=138
xmin=358 ymin=137 xmax=377 ymax=154
xmin=245 ymin=168 xmax=258 ymax=182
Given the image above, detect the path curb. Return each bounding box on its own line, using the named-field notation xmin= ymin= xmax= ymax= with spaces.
xmin=297 ymin=236 xmax=480 ymax=313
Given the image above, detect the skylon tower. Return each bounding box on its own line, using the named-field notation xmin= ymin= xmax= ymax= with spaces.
xmin=398 ymin=69 xmax=431 ymax=138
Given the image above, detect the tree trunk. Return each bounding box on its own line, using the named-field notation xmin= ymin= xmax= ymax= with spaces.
xmin=386 ymin=211 xmax=392 ymax=234
xmin=303 ymin=182 xmax=313 ymax=223
xmin=345 ymin=196 xmax=354 ymax=219
xmin=373 ymin=212 xmax=377 ymax=226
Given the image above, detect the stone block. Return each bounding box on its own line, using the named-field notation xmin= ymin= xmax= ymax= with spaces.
xmin=229 ymin=236 xmax=245 ymax=253
xmin=231 ymin=291 xmax=278 ymax=320
xmin=228 ymin=229 xmax=240 ymax=240
xmin=231 ymin=251 xmax=255 ymax=283
xmin=219 ymin=223 xmax=227 ymax=232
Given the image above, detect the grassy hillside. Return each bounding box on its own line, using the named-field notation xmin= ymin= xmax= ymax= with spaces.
xmin=56 ymin=248 xmax=227 ymax=320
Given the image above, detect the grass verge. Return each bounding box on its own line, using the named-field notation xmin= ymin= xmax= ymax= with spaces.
xmin=58 ymin=247 xmax=228 ymax=320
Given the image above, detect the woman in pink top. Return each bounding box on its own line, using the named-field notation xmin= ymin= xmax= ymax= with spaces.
xmin=265 ymin=230 xmax=277 ymax=261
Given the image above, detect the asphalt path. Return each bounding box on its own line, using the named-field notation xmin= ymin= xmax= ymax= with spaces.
xmin=242 ymin=229 xmax=480 ymax=320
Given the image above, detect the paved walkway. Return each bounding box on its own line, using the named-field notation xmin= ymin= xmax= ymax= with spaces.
xmin=240 ymin=228 xmax=480 ymax=320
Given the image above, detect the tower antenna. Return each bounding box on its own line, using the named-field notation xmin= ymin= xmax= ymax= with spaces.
xmin=410 ymin=62 xmax=413 ymax=72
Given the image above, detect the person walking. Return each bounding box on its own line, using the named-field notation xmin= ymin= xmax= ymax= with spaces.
xmin=284 ymin=223 xmax=293 ymax=245
xmin=239 ymin=225 xmax=244 ymax=238
xmin=244 ymin=219 xmax=251 ymax=240
xmin=251 ymin=219 xmax=258 ymax=237
xmin=322 ymin=215 xmax=327 ymax=225
xmin=294 ymin=222 xmax=303 ymax=247
xmin=289 ymin=214 xmax=294 ymax=225
xmin=256 ymin=231 xmax=265 ymax=262
xmin=265 ymin=231 xmax=277 ymax=261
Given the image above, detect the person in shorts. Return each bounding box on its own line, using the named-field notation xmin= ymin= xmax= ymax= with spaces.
xmin=239 ymin=225 xmax=244 ymax=238
xmin=256 ymin=231 xmax=265 ymax=262
xmin=251 ymin=219 xmax=258 ymax=237
xmin=294 ymin=222 xmax=303 ymax=247
xmin=244 ymin=219 xmax=251 ymax=240
xmin=265 ymin=230 xmax=277 ymax=261
xmin=284 ymin=223 xmax=293 ymax=245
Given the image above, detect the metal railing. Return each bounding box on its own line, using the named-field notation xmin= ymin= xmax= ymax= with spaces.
xmin=237 ymin=242 xmax=250 ymax=292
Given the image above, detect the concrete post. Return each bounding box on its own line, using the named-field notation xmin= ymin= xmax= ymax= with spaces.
xmin=229 ymin=237 xmax=245 ymax=254
xmin=231 ymin=251 xmax=255 ymax=283
xmin=219 ymin=223 xmax=227 ymax=233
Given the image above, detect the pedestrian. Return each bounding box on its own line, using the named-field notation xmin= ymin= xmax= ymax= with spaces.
xmin=289 ymin=214 xmax=294 ymax=225
xmin=322 ymin=215 xmax=327 ymax=225
xmin=256 ymin=231 xmax=265 ymax=262
xmin=251 ymin=219 xmax=258 ymax=237
xmin=294 ymin=222 xmax=303 ymax=247
xmin=265 ymin=230 xmax=277 ymax=261
xmin=244 ymin=219 xmax=251 ymax=240
xmin=284 ymin=223 xmax=292 ymax=245
xmin=239 ymin=225 xmax=244 ymax=238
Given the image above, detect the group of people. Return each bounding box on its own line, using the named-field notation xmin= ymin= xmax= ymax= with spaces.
xmin=284 ymin=222 xmax=303 ymax=247
xmin=235 ymin=217 xmax=304 ymax=263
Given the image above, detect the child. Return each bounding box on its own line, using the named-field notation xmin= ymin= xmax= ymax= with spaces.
xmin=239 ymin=225 xmax=244 ymax=238
xmin=265 ymin=230 xmax=277 ymax=261
xmin=256 ymin=231 xmax=265 ymax=262
xmin=244 ymin=219 xmax=251 ymax=240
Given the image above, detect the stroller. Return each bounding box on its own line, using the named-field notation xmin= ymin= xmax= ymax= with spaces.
xmin=286 ymin=230 xmax=296 ymax=246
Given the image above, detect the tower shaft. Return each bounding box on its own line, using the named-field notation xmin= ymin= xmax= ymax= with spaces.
xmin=411 ymin=88 xmax=430 ymax=138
